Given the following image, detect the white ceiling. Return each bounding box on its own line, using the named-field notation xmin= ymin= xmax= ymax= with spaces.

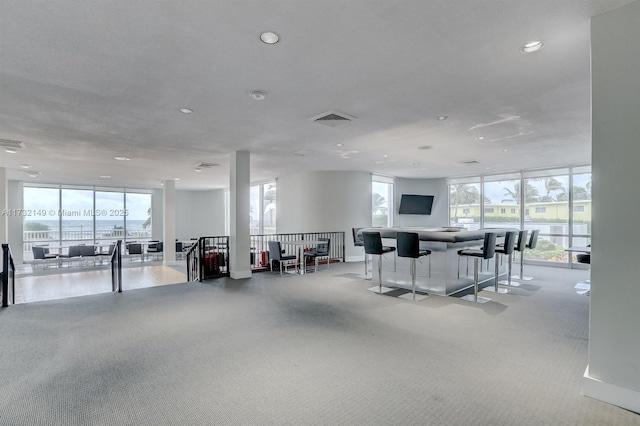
xmin=0 ymin=1 xmax=633 ymax=190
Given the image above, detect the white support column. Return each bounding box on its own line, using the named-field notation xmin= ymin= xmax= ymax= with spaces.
xmin=588 ymin=2 xmax=640 ymax=413
xmin=0 ymin=168 xmax=7 ymax=244
xmin=230 ymin=151 xmax=252 ymax=279
xmin=162 ymin=180 xmax=177 ymax=264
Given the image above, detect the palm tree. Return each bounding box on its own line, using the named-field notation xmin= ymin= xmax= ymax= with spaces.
xmin=573 ymin=181 xmax=592 ymax=200
xmin=502 ymin=182 xmax=540 ymax=204
xmin=142 ymin=207 xmax=151 ymax=229
xmin=543 ymin=177 xmax=566 ymax=201
xmin=450 ymin=184 xmax=480 ymax=222
xmin=263 ymin=185 xmax=277 ymax=228
xmin=372 ymin=193 xmax=387 ymax=214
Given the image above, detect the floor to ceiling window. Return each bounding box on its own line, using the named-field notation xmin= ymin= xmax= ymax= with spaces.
xmin=125 ymin=192 xmax=153 ymax=241
xmin=448 ymin=165 xmax=591 ymax=267
xmin=523 ymin=169 xmax=571 ymax=264
xmin=449 ymin=179 xmax=481 ymax=230
xmin=23 ymin=185 xmax=152 ymax=259
xmin=23 ymin=186 xmax=61 ymax=253
xmin=225 ymin=181 xmax=276 ymax=235
xmin=95 ymin=190 xmax=126 ymax=243
xmin=570 ymin=166 xmax=592 ymax=262
xmin=372 ymin=175 xmax=394 ymax=227
xmin=483 ymin=173 xmax=521 ymax=230
xmin=60 ymin=188 xmax=93 ymax=245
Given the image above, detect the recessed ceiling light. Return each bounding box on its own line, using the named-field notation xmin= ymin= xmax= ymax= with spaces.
xmin=20 ymin=164 xmax=31 ymax=169
xmin=476 ymin=136 xmax=485 ymax=141
xmin=100 ymin=175 xmax=111 ymax=179
xmin=335 ymin=143 xmax=344 ymax=147
xmin=436 ymin=115 xmax=448 ymax=121
xmin=194 ymin=168 xmax=202 ymax=172
xmin=260 ymin=32 xmax=279 ymax=44
xmin=250 ymin=91 xmax=266 ymax=100
xmin=174 ymin=178 xmax=180 ymax=181
xmin=521 ymin=40 xmax=544 ymax=53
xmin=383 ymin=154 xmax=388 ymax=158
xmin=26 ymin=171 xmax=40 ymax=177
xmin=502 ymin=149 xmax=509 ymax=152
xmin=160 ymin=181 xmax=164 ymax=186
xmin=179 ymin=108 xmax=193 ymax=114
xmin=6 ymin=149 xmax=17 ymax=154
xmin=417 ymin=145 xmax=433 ymax=150
xmin=114 ymin=156 xmax=130 ymax=161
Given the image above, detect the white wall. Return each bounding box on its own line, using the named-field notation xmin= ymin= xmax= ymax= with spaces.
xmin=151 ymin=189 xmax=163 ymax=241
xmin=175 ymin=189 xmax=226 ymax=240
xmin=394 ymin=178 xmax=448 ymax=228
xmin=587 ymin=1 xmax=640 ymax=413
xmin=0 ymin=168 xmax=6 ymax=246
xmin=277 ymin=171 xmax=372 ymax=261
xmin=7 ymin=180 xmax=23 ymax=264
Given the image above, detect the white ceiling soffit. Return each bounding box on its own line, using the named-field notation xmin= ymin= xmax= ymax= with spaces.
xmin=310 ymin=111 xmax=356 ymax=128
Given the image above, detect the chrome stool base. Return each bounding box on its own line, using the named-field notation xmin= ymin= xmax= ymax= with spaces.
xmin=482 ymin=287 xmax=510 ymax=294
xmin=398 ymin=292 xmax=428 ymax=301
xmin=461 ymin=294 xmax=492 ymax=304
xmin=367 ymin=286 xmax=395 ymax=294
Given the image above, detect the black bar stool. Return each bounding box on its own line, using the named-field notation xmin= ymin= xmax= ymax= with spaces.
xmin=352 ymin=227 xmax=370 ymax=279
xmin=362 ymin=231 xmax=396 ymax=294
xmin=457 ymin=232 xmax=497 ymax=303
xmin=500 ymin=230 xmax=529 ymax=287
xmin=575 ymin=248 xmax=591 ymax=295
xmin=396 ymin=232 xmax=431 ymax=301
xmin=513 ymin=229 xmax=539 ymax=281
xmin=484 ymin=231 xmax=517 ymax=294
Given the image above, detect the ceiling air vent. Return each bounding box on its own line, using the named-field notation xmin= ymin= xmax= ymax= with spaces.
xmin=459 ymin=160 xmax=480 ymax=165
xmin=0 ymin=139 xmax=25 ymax=149
xmin=195 ymin=162 xmax=219 ymax=168
xmin=310 ymin=110 xmax=356 ymax=128
xmin=293 ymin=149 xmax=315 ymax=157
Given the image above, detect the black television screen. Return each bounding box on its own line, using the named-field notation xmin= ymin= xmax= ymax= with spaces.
xmin=398 ymin=194 xmax=434 ymax=215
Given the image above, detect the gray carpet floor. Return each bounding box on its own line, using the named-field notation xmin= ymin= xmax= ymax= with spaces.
xmin=0 ymin=262 xmax=638 ymax=425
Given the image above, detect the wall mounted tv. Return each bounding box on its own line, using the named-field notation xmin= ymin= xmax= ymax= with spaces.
xmin=398 ymin=194 xmax=435 ymax=215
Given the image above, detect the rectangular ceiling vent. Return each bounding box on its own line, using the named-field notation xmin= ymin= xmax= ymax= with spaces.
xmin=310 ymin=110 xmax=356 ymax=127
xmin=195 ymin=162 xmax=219 ymax=168
xmin=293 ymin=149 xmax=315 ymax=157
xmin=0 ymin=139 xmax=25 ymax=149
xmin=459 ymin=159 xmax=479 ymax=165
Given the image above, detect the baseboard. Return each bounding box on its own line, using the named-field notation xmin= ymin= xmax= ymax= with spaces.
xmin=583 ymin=365 xmax=640 ymax=414
xmin=345 ymin=256 xmax=365 ymax=262
xmin=230 ymin=270 xmax=252 ymax=279
xmin=162 ymin=260 xmax=180 ymax=266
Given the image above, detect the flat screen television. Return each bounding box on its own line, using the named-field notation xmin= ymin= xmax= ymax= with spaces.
xmin=398 ymin=194 xmax=434 ymax=215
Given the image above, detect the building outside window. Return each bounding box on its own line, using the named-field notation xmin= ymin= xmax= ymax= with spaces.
xmin=449 ymin=180 xmax=481 ymax=230
xmin=483 ymin=174 xmax=521 ymax=230
xmin=447 ymin=166 xmax=591 ymax=266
